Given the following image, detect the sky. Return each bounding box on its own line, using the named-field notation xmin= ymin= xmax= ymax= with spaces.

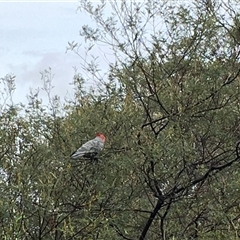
xmin=0 ymin=1 xmax=111 ymax=106
xmin=0 ymin=0 xmax=213 ymax=107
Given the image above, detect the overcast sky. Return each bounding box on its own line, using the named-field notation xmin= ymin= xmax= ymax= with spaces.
xmin=0 ymin=1 xmax=112 ymax=105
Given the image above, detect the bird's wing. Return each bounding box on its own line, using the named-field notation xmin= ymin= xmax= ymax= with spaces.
xmin=70 ymin=138 xmax=100 ymax=159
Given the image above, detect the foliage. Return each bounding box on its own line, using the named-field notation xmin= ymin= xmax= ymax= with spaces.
xmin=1 ymin=0 xmax=240 ymax=239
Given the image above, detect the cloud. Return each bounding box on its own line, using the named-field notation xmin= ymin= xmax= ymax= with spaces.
xmin=12 ymin=51 xmax=80 ymax=104
xmin=0 ymin=2 xmax=114 ymax=107
xmin=0 ymin=2 xmax=81 ymax=105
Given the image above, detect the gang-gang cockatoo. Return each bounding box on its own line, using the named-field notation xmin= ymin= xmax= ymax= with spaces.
xmin=70 ymin=133 xmax=106 ymax=160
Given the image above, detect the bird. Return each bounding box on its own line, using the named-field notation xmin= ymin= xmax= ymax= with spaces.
xmin=70 ymin=133 xmax=106 ymax=160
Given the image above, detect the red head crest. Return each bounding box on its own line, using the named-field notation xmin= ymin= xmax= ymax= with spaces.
xmin=96 ymin=133 xmax=106 ymax=142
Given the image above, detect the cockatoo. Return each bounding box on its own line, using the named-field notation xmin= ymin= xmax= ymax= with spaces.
xmin=70 ymin=133 xmax=106 ymax=160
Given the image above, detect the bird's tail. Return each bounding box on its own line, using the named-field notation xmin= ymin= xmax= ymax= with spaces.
xmin=70 ymin=151 xmax=84 ymax=159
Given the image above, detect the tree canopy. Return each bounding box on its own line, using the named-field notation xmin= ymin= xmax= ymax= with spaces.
xmin=1 ymin=0 xmax=240 ymax=239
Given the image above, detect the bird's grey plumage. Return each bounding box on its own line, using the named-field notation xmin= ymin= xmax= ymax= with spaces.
xmin=70 ymin=136 xmax=105 ymax=160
